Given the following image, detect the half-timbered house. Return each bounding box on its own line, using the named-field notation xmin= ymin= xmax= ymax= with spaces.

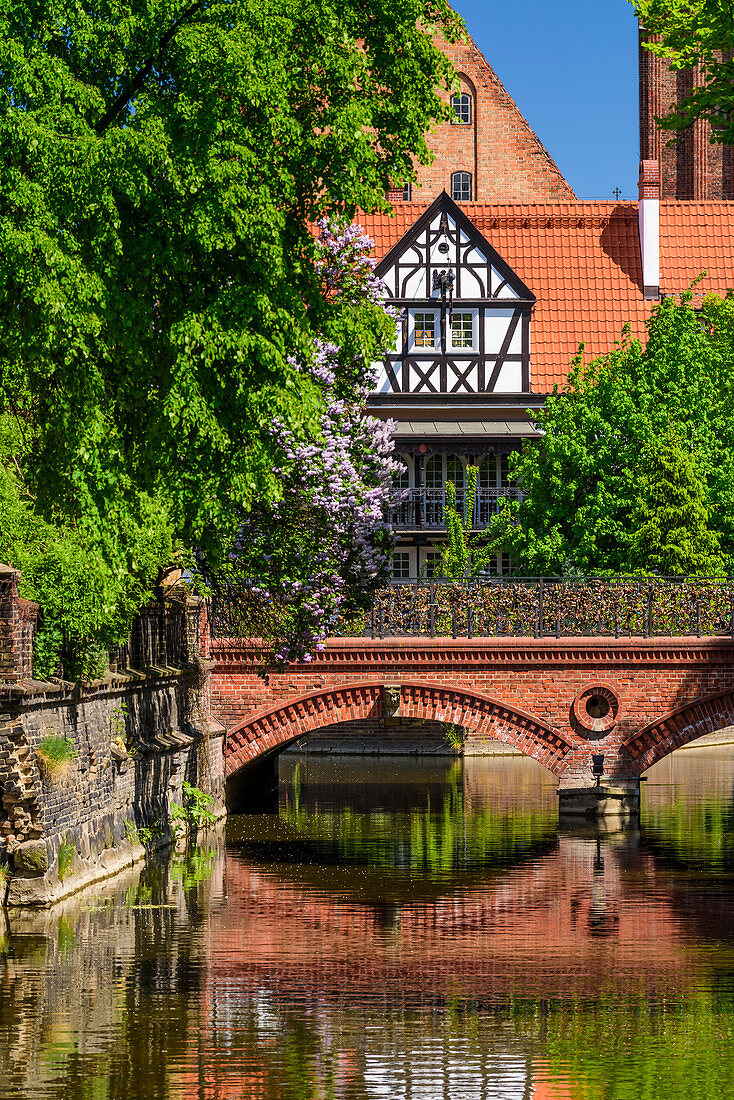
xmin=360 ymin=179 xmax=734 ymax=579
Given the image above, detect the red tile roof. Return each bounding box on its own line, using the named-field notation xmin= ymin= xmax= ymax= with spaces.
xmin=660 ymin=202 xmax=734 ymax=300
xmin=358 ymin=200 xmax=734 ymax=393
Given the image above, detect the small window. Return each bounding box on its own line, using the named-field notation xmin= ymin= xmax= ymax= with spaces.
xmin=451 ymin=93 xmax=472 ymax=125
xmin=446 ymin=454 xmax=464 ymax=489
xmin=425 ymin=454 xmax=443 ymax=489
xmin=391 ymin=552 xmax=411 ymax=579
xmin=424 ymin=551 xmax=442 ymax=579
xmin=413 ymin=312 xmax=437 ymax=348
xmin=385 ymin=180 xmax=412 ymax=202
xmin=451 ymin=171 xmax=472 ymax=202
xmin=450 ymin=312 xmax=474 ymax=349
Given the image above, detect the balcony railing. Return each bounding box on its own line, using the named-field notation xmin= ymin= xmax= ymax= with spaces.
xmin=388 ymin=488 xmax=522 ymax=530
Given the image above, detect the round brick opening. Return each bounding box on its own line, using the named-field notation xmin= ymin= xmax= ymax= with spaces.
xmin=573 ymin=685 xmax=619 ymax=735
xmin=586 ymin=694 xmax=610 ymax=720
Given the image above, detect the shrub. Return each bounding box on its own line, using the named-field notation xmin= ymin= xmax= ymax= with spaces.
xmin=170 ymin=782 xmax=217 ymax=836
xmin=35 ymin=735 xmax=78 ymax=784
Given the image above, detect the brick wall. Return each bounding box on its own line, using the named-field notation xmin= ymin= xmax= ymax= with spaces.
xmin=639 ymin=29 xmax=732 ymax=200
xmin=0 ymin=566 xmax=38 ymax=682
xmin=410 ymin=34 xmax=574 ymax=203
xmin=210 ymin=636 xmax=734 ymax=784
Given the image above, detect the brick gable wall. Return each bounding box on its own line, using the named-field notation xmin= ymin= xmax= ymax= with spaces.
xmin=411 ymin=34 xmax=575 ymax=203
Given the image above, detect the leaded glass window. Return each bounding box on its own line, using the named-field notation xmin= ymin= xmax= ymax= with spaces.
xmin=413 ymin=312 xmax=437 ymax=348
xmin=451 ymin=312 xmax=474 ymax=349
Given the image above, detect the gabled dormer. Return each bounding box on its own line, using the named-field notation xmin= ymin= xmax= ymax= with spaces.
xmin=374 ymin=193 xmax=535 ymax=396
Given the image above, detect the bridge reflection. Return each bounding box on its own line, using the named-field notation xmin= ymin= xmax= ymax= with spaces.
xmin=3 ymin=752 xmax=734 ymax=1100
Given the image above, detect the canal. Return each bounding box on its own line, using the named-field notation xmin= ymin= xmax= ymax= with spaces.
xmin=2 ymin=748 xmax=734 ymax=1098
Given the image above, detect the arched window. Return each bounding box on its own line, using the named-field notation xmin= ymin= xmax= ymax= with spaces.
xmin=451 ymin=171 xmax=472 ymax=202
xmin=424 ymin=454 xmax=443 ymax=489
xmin=478 ymin=456 xmax=498 ymax=490
xmin=451 ymin=93 xmax=472 ymax=124
xmin=393 ymin=454 xmax=412 ymax=489
xmin=477 ymin=454 xmax=512 ymax=490
xmin=446 ymin=455 xmax=464 ymax=489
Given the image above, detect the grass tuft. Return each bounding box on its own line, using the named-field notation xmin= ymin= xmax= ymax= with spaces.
xmin=35 ymin=735 xmax=77 ymax=784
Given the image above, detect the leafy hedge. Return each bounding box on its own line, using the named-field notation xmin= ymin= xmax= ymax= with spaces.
xmin=0 ymin=418 xmax=172 ymax=679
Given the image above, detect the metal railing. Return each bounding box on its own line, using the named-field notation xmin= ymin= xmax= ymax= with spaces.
xmin=338 ymin=578 xmax=734 ymax=639
xmin=388 ymin=488 xmax=522 ymax=529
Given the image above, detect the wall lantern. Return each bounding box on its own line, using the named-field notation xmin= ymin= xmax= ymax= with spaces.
xmin=591 ymin=753 xmax=605 ymax=786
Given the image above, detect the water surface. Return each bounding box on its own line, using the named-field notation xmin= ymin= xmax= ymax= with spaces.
xmin=2 ymin=750 xmax=734 ymax=1098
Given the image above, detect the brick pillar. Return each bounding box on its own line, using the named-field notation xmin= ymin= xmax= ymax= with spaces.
xmin=0 ymin=564 xmax=20 ymax=682
xmin=692 ymin=64 xmax=710 ymax=200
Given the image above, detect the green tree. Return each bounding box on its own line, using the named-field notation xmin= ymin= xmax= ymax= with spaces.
xmin=439 ymin=465 xmax=495 ymax=579
xmin=0 ymin=417 xmax=171 ymax=678
xmin=0 ymin=1 xmax=461 ymax=552
xmin=0 ymin=0 xmax=462 ymax=655
xmin=631 ymin=425 xmax=724 ymax=575
xmin=486 ymin=293 xmax=734 ymax=575
xmin=634 ymin=0 xmax=734 ymax=143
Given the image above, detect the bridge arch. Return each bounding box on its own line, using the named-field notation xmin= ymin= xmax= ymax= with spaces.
xmin=225 ymin=680 xmax=579 ymax=778
xmin=622 ymin=689 xmax=734 ymax=774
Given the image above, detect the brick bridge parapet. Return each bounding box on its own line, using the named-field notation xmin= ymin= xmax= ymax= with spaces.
xmin=209 ymin=635 xmax=734 ymax=787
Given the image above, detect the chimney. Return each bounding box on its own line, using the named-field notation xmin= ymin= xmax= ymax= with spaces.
xmin=638 ymin=159 xmax=660 ymax=299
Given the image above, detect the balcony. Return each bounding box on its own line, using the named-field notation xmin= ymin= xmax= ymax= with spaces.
xmin=388 ymin=487 xmax=522 ymax=530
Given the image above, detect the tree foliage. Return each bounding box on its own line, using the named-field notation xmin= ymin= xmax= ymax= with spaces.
xmin=631 ymin=425 xmax=724 ymax=575
xmin=0 ymin=418 xmax=172 ymax=678
xmin=487 ymin=293 xmax=734 ymax=576
xmin=207 ymin=220 xmax=405 ymax=666
xmin=0 ymin=0 xmax=462 ymax=659
xmin=635 ymin=0 xmax=734 ymax=143
xmin=439 ymin=466 xmax=495 ymax=580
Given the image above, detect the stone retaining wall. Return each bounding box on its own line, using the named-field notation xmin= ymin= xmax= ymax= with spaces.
xmin=0 ymin=566 xmax=225 ymax=907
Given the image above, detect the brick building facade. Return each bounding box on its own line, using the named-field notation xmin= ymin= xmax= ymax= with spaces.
xmin=639 ymin=28 xmax=734 ymax=200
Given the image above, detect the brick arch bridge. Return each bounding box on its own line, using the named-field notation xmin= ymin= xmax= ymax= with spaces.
xmin=208 ymin=636 xmax=734 ymax=792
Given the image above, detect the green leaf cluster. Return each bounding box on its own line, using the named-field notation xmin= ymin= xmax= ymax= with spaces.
xmin=631 ymin=424 xmax=724 ymax=575
xmin=0 ymin=0 xmax=462 ymax=570
xmin=439 ymin=465 xmax=496 ymax=579
xmin=486 ymin=293 xmax=734 ymax=576
xmin=0 ymin=416 xmax=172 ymax=678
xmin=169 ymin=781 xmax=217 ymax=835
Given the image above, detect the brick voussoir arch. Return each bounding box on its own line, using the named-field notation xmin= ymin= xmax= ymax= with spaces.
xmin=225 ymin=680 xmax=580 ymax=777
xmin=621 ymin=689 xmax=734 ymax=774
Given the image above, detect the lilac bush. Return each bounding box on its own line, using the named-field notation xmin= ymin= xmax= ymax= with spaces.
xmin=213 ymin=220 xmax=405 ymax=666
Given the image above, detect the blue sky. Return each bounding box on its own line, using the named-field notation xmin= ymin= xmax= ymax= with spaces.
xmin=456 ymin=0 xmax=640 ymax=199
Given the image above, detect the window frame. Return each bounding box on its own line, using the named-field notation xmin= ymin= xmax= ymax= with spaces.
xmin=450 ymin=93 xmax=472 ymax=125
xmin=391 ymin=551 xmax=412 ymax=580
xmin=449 ymin=309 xmax=477 ymax=352
xmin=450 ymin=171 xmax=472 ymax=202
xmin=423 ymin=550 xmax=443 ymax=579
xmin=410 ymin=309 xmax=440 ymax=351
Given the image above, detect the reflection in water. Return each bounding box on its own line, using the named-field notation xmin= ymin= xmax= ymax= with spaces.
xmin=1 ymin=752 xmax=734 ymax=1097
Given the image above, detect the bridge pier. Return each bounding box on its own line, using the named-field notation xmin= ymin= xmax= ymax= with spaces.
xmin=557 ymin=779 xmax=640 ymax=822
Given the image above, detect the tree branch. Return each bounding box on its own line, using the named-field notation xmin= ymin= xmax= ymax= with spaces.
xmin=95 ymin=0 xmax=207 ymax=135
